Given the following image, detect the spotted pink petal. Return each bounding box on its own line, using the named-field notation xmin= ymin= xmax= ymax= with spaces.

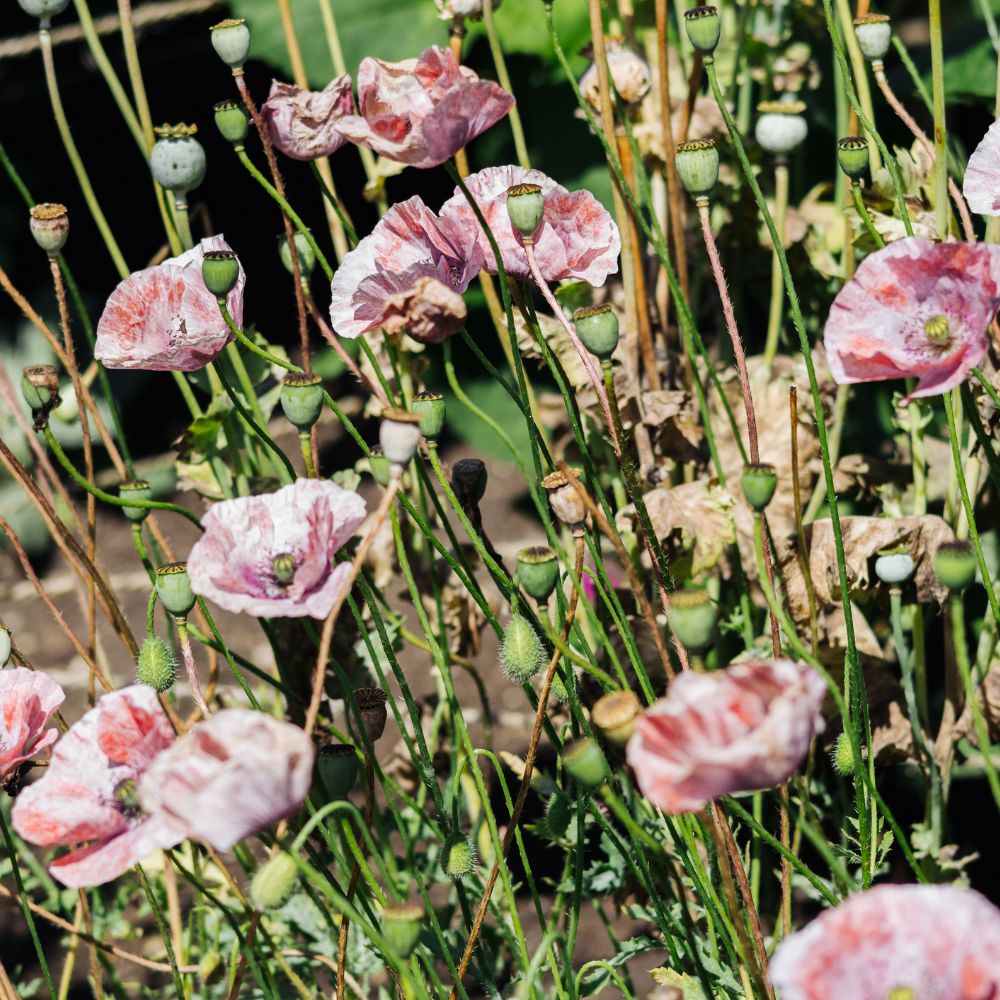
xmin=625 ymin=659 xmax=826 ymax=813
xmin=438 ymin=164 xmax=621 ymax=286
xmin=261 ymin=75 xmax=353 ymax=161
xmin=964 ymin=120 xmax=1000 ymax=217
xmin=0 ymin=668 xmax=65 ymax=780
xmin=823 ymin=237 xmax=1000 ymax=401
xmin=95 ymin=236 xmax=246 ymax=372
xmin=139 ymin=709 xmax=315 ymax=851
xmin=335 ymin=46 xmax=514 ymax=169
xmin=770 ymin=884 xmax=1000 ymax=1000
xmin=187 ymin=478 xmax=367 ymax=618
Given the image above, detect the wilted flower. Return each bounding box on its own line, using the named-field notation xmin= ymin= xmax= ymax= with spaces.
xmin=823 ymin=237 xmax=1000 ymax=401
xmin=335 ymin=46 xmax=514 ymax=169
xmin=138 ymin=710 xmax=314 ymax=851
xmin=626 ymin=659 xmax=826 ymax=812
xmin=964 ymin=119 xmax=1000 ymax=217
xmin=434 ymin=0 xmax=500 ymax=19
xmin=95 ymin=236 xmax=245 ymax=371
xmin=381 ymin=275 xmax=467 ymax=343
xmin=0 ymin=668 xmax=64 ymax=781
xmin=187 ymin=478 xmax=367 ymax=618
xmin=579 ymin=38 xmax=651 ymax=111
xmin=11 ymin=686 xmax=180 ymax=888
xmin=770 ymin=884 xmax=1000 ymax=1000
xmin=261 ymin=76 xmax=353 ymax=161
xmin=329 ymin=196 xmax=482 ymax=339
xmin=439 ymin=165 xmax=620 ymax=286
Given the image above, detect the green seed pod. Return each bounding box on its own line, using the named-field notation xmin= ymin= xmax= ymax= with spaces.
xmin=29 ymin=203 xmax=69 ymax=256
xmin=684 ymin=5 xmax=721 ymax=56
xmin=675 ymin=139 xmax=720 ymax=201
xmin=118 ymin=480 xmax=153 ymax=523
xmin=874 ymin=548 xmax=914 ymax=587
xmin=500 ymin=615 xmax=545 ymax=683
xmin=441 ymin=835 xmax=476 ymax=880
xmin=155 ymin=563 xmax=196 ymax=619
xmin=137 ymin=636 xmax=176 ymax=693
xmin=278 ymin=233 xmax=316 ymax=280
xmin=573 ymin=304 xmax=620 ymax=359
xmin=21 ymin=364 xmax=59 ymax=412
xmin=837 ymin=136 xmax=869 ymax=180
xmin=411 ymin=390 xmax=446 ymax=440
xmin=380 ymin=902 xmax=425 ymax=959
xmin=150 ymin=125 xmax=206 ymax=196
xmin=0 ymin=625 xmax=12 ymax=668
xmin=18 ymin=0 xmax=70 ymax=21
xmin=213 ymin=100 xmax=249 ymax=146
xmin=755 ymin=101 xmax=808 ymax=156
xmin=210 ymin=18 xmax=251 ymax=71
xmin=280 ymin=372 xmax=324 ymax=431
xmin=542 ymin=794 xmax=572 ymax=840
xmin=934 ymin=541 xmax=977 ymax=593
xmin=591 ymin=690 xmax=641 ymax=748
xmin=368 ymin=447 xmax=392 ymax=487
xmin=202 ymin=249 xmax=240 ymax=298
xmin=668 ymin=588 xmax=718 ymax=652
xmin=506 ymin=183 xmax=545 ymax=239
xmin=830 ymin=730 xmax=855 ymax=777
xmin=854 ymin=13 xmax=892 ymax=62
xmin=516 ymin=546 xmax=560 ymax=603
xmin=741 ymin=462 xmax=778 ymax=512
xmin=380 ymin=408 xmax=422 ymax=467
xmin=250 ymin=852 xmax=299 ymax=911
xmin=318 ymin=743 xmax=359 ymax=799
xmin=563 ymin=738 xmax=606 ymax=789
xmin=271 ymin=552 xmax=296 ymax=585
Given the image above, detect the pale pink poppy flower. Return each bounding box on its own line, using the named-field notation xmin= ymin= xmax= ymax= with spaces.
xmin=328 ymin=195 xmax=483 ymax=339
xmin=439 ymin=165 xmax=621 ymax=286
xmin=335 ymin=46 xmax=514 ymax=169
xmin=11 ymin=686 xmax=181 ymax=888
xmin=95 ymin=236 xmax=246 ymax=372
xmin=964 ymin=120 xmax=1000 ymax=216
xmin=823 ymin=237 xmax=1000 ymax=401
xmin=261 ymin=76 xmax=353 ymax=161
xmin=187 ymin=478 xmax=367 ymax=618
xmin=0 ymin=668 xmax=65 ymax=781
xmin=381 ymin=275 xmax=468 ymax=343
xmin=770 ymin=884 xmax=1000 ymax=1000
xmin=626 ymin=659 xmax=826 ymax=813
xmin=138 ymin=709 xmax=314 ymax=850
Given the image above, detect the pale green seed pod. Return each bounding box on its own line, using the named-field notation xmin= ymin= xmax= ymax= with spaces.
xmin=506 ymin=183 xmax=545 ymax=238
xmin=380 ymin=902 xmax=425 ymax=959
xmin=150 ymin=125 xmax=206 ymax=196
xmin=210 ymin=18 xmax=251 ymax=71
xmin=155 ymin=563 xmax=196 ymax=619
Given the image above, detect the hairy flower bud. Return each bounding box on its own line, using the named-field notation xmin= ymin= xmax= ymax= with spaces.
xmin=592 ymin=690 xmax=641 ymax=748
xmin=574 ymin=304 xmax=620 ymax=359
xmin=441 ymin=834 xmax=476 ymax=880
xmin=411 ymin=390 xmax=446 ymax=440
xmin=830 ymin=730 xmax=855 ymax=776
xmin=280 ymin=372 xmax=324 ymax=431
xmin=668 ymin=588 xmax=717 ymax=652
xmin=500 ymin=615 xmax=546 ymax=683
xmin=151 ymin=125 xmax=206 ymax=196
xmin=675 ymin=139 xmax=720 ymax=201
xmin=379 ymin=409 xmax=422 ymax=468
xmin=118 ymin=480 xmax=153 ymax=523
xmin=381 ymin=902 xmax=425 ymax=959
xmin=506 ymin=183 xmax=545 ymax=239
xmin=155 ymin=563 xmax=196 ymax=619
xmin=137 ymin=636 xmax=176 ymax=693
xmin=29 ymin=203 xmax=69 ymax=255
xmin=836 ymin=136 xmax=869 ymax=180
xmin=684 ymin=6 xmax=721 ymax=56
xmin=318 ymin=743 xmax=360 ymax=799
xmin=516 ymin=545 xmax=560 ymax=603
xmin=210 ymin=18 xmax=251 ymax=71
xmin=250 ymin=852 xmax=299 ymax=910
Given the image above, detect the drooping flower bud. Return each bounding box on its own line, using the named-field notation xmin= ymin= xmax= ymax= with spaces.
xmin=353 ymin=686 xmax=389 ymax=742
xmin=150 ymin=125 xmax=207 ymax=197
xmin=278 ymin=233 xmax=316 ymax=280
xmin=435 ymin=0 xmax=501 ymax=18
xmin=741 ymin=463 xmax=778 ymax=512
xmin=591 ymin=690 xmax=641 ymax=748
xmin=573 ymin=304 xmax=620 ymax=359
xmin=541 ymin=793 xmax=572 ymax=840
xmin=830 ymin=730 xmax=855 ymax=776
xmin=934 ymin=541 xmax=977 ymax=593
xmin=675 ymin=139 xmax=720 ymax=201
xmin=563 ymin=737 xmax=607 ymax=789
xmin=684 ymin=5 xmax=721 ymax=56
xmin=380 ymin=902 xmax=425 ymax=959
xmin=250 ymin=852 xmax=299 ymax=910
xmin=214 ymin=100 xmax=249 ymax=146
xmin=854 ymin=13 xmax=892 ymax=63
xmin=579 ymin=38 xmax=651 ymax=112
xmin=0 ymin=625 xmax=11 ymax=668
xmin=29 ymin=203 xmax=69 ymax=255
xmin=516 ymin=545 xmax=560 ymax=603
xmin=836 ymin=136 xmax=869 ymax=180
xmin=411 ymin=390 xmax=446 ymax=440
xmin=137 ymin=635 xmax=176 ymax=692
xmin=451 ymin=458 xmax=488 ymax=506
xmin=379 ymin=408 xmax=422 ymax=469
xmin=755 ymin=101 xmax=808 ymax=156
xmin=506 ymin=183 xmax=545 ymax=239
xmin=202 ymin=249 xmax=241 ymax=298
xmin=441 ymin=834 xmax=477 ymax=880
xmin=21 ymin=364 xmax=60 ymax=414
xmin=500 ymin=615 xmax=546 ymax=683
xmin=541 ymin=469 xmax=587 ymax=531
xmin=874 ymin=548 xmax=915 ymax=587
xmin=118 ymin=480 xmax=153 ymax=523
xmin=318 ymin=743 xmax=360 ymax=799
xmin=155 ymin=563 xmax=196 ymax=619
xmin=668 ymin=588 xmax=717 ymax=652
xmin=210 ymin=18 xmax=251 ymax=72
xmin=280 ymin=372 xmax=325 ymax=431
xmin=17 ymin=0 xmax=70 ymax=22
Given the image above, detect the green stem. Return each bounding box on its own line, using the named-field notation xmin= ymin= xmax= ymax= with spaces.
xmin=763 ymin=161 xmax=789 ymax=368
xmin=928 ymin=0 xmax=949 ymax=243
xmin=480 ymin=0 xmax=531 ymax=169
xmin=851 ymin=181 xmax=885 ymax=248
xmin=135 ymin=863 xmax=186 ymax=998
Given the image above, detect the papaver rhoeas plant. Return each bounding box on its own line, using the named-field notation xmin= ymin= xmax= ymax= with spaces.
xmin=439 ymin=165 xmax=621 ymax=286
xmin=626 ymin=659 xmax=826 ymax=812
xmin=0 ymin=667 xmax=65 ymax=782
xmin=95 ymin=236 xmax=246 ymax=371
xmin=187 ymin=478 xmax=367 ymax=618
xmin=261 ymin=76 xmax=353 ymax=161
xmin=823 ymin=237 xmax=1000 ymax=401
xmin=964 ymin=119 xmax=1000 ymax=216
xmin=770 ymin=884 xmax=1000 ymax=1000
xmin=334 ymin=46 xmax=514 ymax=168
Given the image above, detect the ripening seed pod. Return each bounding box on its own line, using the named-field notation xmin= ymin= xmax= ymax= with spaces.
xmin=379 ymin=409 xmax=422 ymax=468
xmin=668 ymin=588 xmax=718 ymax=652
xmin=574 ymin=304 xmax=620 ymax=359
xmin=591 ymin=690 xmax=641 ymax=748
xmin=874 ymin=548 xmax=915 ymax=587
xmin=755 ymin=101 xmax=808 ymax=156
xmin=155 ymin=563 xmax=196 ymax=619
xmin=854 ymin=13 xmax=892 ymax=63
xmin=684 ymin=5 xmax=721 ymax=56
xmin=150 ymin=125 xmax=206 ymax=197
xmin=318 ymin=743 xmax=360 ymax=799
xmin=562 ymin=738 xmax=606 ymax=789
xmin=21 ymin=365 xmax=60 ymax=413
xmin=934 ymin=541 xmax=977 ymax=593
xmin=675 ymin=139 xmax=720 ymax=201
xmin=29 ymin=203 xmax=69 ymax=255
xmin=353 ymin=686 xmax=388 ymax=742
xmin=741 ymin=463 xmax=778 ymax=512
xmin=837 ymin=136 xmax=870 ymax=180
xmin=17 ymin=0 xmax=70 ymax=21
xmin=280 ymin=372 xmax=325 ymax=431
xmin=210 ymin=18 xmax=251 ymax=71
xmin=541 ymin=469 xmax=587 ymax=530
xmin=202 ymin=249 xmax=241 ymax=298
xmin=516 ymin=546 xmax=560 ymax=603
xmin=411 ymin=390 xmax=446 ymax=440
xmin=506 ymin=183 xmax=545 ymax=239
xmin=214 ymin=100 xmax=250 ymax=146
xmin=381 ymin=902 xmax=425 ymax=959
xmin=118 ymin=480 xmax=153 ymax=523
xmin=0 ymin=626 xmax=11 ymax=668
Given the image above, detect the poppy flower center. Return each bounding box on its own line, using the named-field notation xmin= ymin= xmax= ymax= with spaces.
xmin=114 ymin=778 xmax=143 ymax=820
xmin=272 ymin=552 xmax=297 ymax=586
xmin=923 ymin=314 xmax=951 ymax=346
xmin=885 ymin=989 xmax=915 ymax=1000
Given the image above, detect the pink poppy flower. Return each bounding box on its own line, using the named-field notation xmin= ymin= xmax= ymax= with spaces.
xmin=964 ymin=120 xmax=1000 ymax=216
xmin=439 ymin=165 xmax=621 ymax=286
xmin=381 ymin=275 xmax=468 ymax=344
xmin=138 ymin=709 xmax=314 ymax=850
xmin=334 ymin=46 xmax=514 ymax=169
xmin=187 ymin=478 xmax=367 ymax=618
xmin=261 ymin=76 xmax=353 ymax=161
xmin=626 ymin=659 xmax=826 ymax=813
xmin=95 ymin=236 xmax=246 ymax=372
xmin=0 ymin=668 xmax=65 ymax=781
xmin=770 ymin=884 xmax=1000 ymax=1000
xmin=823 ymin=237 xmax=1000 ymax=401
xmin=11 ymin=686 xmax=181 ymax=888
xmin=328 ymin=196 xmax=483 ymax=339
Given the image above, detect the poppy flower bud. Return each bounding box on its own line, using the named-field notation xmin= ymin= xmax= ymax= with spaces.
xmin=0 ymin=625 xmax=11 ymax=668
xmin=213 ymin=99 xmax=249 ymax=146
xmin=379 ymin=409 xmax=422 ymax=469
xmin=542 ymin=793 xmax=572 ymax=840
xmin=118 ymin=480 xmax=153 ymax=523
xmin=574 ymin=304 xmax=620 ymax=359
xmin=668 ymin=588 xmax=717 ymax=652
xmin=675 ymin=139 xmax=719 ymax=201
xmin=550 ymin=669 xmax=571 ymax=703
xmin=17 ymin=0 xmax=69 ymax=21
xmin=250 ymin=852 xmax=299 ymax=910
xmin=854 ymin=13 xmax=892 ymax=63
xmin=934 ymin=541 xmax=977 ymax=593
xmin=684 ymin=6 xmax=721 ymax=57
xmin=155 ymin=562 xmax=196 ymax=619
xmin=452 ymin=458 xmax=487 ymax=505
xmin=202 ymin=249 xmax=240 ymax=298
xmin=151 ymin=125 xmax=206 ymax=197
xmin=830 ymin=730 xmax=855 ymax=776
xmin=591 ymin=690 xmax=641 ymax=748
xmin=353 ymin=686 xmax=388 ymax=743
xmin=29 ymin=203 xmax=69 ymax=256
xmin=137 ymin=635 xmax=176 ymax=692
xmin=580 ymin=38 xmax=651 ymax=112
xmin=318 ymin=743 xmax=359 ymax=799
xmin=563 ymin=737 xmax=607 ymax=789
xmin=506 ymin=183 xmax=545 ymax=239
xmin=280 ymin=372 xmax=325 ymax=432
xmin=441 ymin=834 xmax=476 ymax=880
xmin=875 ymin=548 xmax=914 ymax=587
xmin=21 ymin=364 xmax=60 ymax=413
xmin=541 ymin=469 xmax=587 ymax=531
xmin=381 ymin=902 xmax=425 ymax=959
xmin=500 ymin=615 xmax=546 ymax=683
xmin=741 ymin=463 xmax=778 ymax=512
xmin=412 ymin=390 xmax=446 ymax=440
xmin=198 ymin=952 xmax=224 ymax=986
xmin=837 ymin=136 xmax=869 ymax=180
xmin=516 ymin=545 xmax=560 ymax=603
xmin=755 ymin=101 xmax=808 ymax=156
xmin=210 ymin=18 xmax=251 ymax=72
xmin=278 ymin=233 xmax=316 ymax=280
